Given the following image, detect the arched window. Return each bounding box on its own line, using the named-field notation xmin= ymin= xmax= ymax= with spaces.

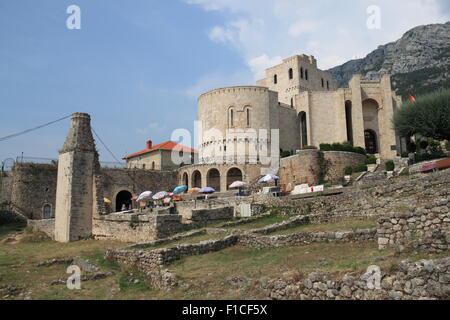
xmin=151 ymin=162 xmax=155 ymax=170
xmin=305 ymin=70 xmax=309 ymax=81
xmin=229 ymin=108 xmax=235 ymax=127
xmin=274 ymin=74 xmax=277 ymax=84
xmin=300 ymin=68 xmax=304 ymax=79
xmin=299 ymin=112 xmax=308 ymax=148
xmin=246 ymin=108 xmax=251 ymax=127
xmin=42 ymin=204 xmax=52 ymax=220
xmin=288 ymin=68 xmax=293 ymax=80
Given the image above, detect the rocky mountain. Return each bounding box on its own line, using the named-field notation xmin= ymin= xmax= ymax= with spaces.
xmin=327 ymin=22 xmax=450 ymax=100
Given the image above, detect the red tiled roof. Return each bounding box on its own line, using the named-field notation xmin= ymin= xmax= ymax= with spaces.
xmin=123 ymin=141 xmax=198 ymax=160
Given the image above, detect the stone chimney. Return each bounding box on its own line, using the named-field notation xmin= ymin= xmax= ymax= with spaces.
xmin=146 ymin=140 xmax=153 ymax=149
xmin=55 ymin=113 xmax=98 ymax=243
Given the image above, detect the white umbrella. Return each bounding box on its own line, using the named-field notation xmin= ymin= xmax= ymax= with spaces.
xmin=229 ymin=181 xmax=247 ymax=189
xmin=258 ymin=174 xmax=279 ymax=183
xmin=153 ymin=191 xmax=168 ymax=200
xmin=137 ymin=191 xmax=153 ymax=202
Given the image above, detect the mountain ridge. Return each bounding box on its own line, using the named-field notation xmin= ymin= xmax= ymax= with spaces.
xmin=327 ymin=21 xmax=450 ymax=100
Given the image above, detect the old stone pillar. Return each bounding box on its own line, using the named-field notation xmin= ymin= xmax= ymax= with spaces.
xmin=55 ymin=113 xmax=98 ymax=243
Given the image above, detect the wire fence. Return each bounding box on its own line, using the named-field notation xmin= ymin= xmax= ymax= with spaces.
xmin=1 ymin=156 xmax=126 ymax=172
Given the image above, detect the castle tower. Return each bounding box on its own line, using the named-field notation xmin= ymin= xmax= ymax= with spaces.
xmin=55 ymin=113 xmax=97 ymax=243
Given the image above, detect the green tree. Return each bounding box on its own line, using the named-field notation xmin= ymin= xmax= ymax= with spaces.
xmin=393 ymin=88 xmax=450 ymax=141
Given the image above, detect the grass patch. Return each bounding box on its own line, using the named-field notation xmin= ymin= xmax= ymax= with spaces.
xmin=269 ymin=219 xmax=378 ymax=236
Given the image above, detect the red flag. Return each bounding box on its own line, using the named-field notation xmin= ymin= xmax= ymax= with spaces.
xmin=408 ymin=93 xmax=416 ymax=103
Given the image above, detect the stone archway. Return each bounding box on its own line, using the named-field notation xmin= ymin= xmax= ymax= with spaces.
xmin=182 ymin=172 xmax=189 ymax=187
xmin=226 ymin=168 xmax=243 ymax=190
xmin=365 ymin=130 xmax=378 ymax=155
xmin=362 ymin=99 xmax=380 ymax=154
xmin=192 ymin=170 xmax=202 ymax=188
xmin=206 ymin=168 xmax=221 ymax=192
xmin=115 ymin=190 xmax=132 ymax=212
xmin=298 ymin=112 xmax=308 ymax=148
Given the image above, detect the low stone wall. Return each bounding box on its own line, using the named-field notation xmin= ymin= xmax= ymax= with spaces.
xmin=105 ymin=235 xmax=239 ymax=270
xmin=190 ymin=207 xmax=234 ymax=226
xmin=248 ymin=215 xmax=310 ymax=235
xmin=27 ymin=219 xmax=55 ymax=239
xmin=377 ymin=198 xmax=449 ymax=253
xmin=261 ymin=258 xmax=450 ymax=300
xmin=239 ymin=229 xmax=376 ymax=248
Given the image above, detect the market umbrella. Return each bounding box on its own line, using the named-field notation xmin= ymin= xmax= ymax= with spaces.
xmin=199 ymin=187 xmax=216 ymax=194
xmin=229 ymin=181 xmax=247 ymax=189
xmin=258 ymin=174 xmax=279 ymax=183
xmin=153 ymin=191 xmax=168 ymax=200
xmin=173 ymin=186 xmax=188 ymax=195
xmin=131 ymin=196 xmax=138 ymax=201
xmin=189 ymin=188 xmax=201 ymax=194
xmin=137 ymin=191 xmax=153 ymax=202
xmin=103 ymin=198 xmax=112 ymax=204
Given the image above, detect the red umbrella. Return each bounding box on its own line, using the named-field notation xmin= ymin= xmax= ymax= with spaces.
xmin=131 ymin=196 xmax=138 ymax=201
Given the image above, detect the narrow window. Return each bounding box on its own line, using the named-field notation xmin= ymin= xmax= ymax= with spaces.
xmin=321 ymin=78 xmax=324 ymax=88
xmin=289 ymin=68 xmax=293 ymax=80
xmin=300 ymin=68 xmax=304 ymax=79
xmin=274 ymin=74 xmax=277 ymax=84
xmin=327 ymin=81 xmax=330 ymax=90
xmin=230 ymin=109 xmax=234 ymax=127
xmin=305 ymin=70 xmax=309 ymax=81
xmin=152 ymin=162 xmax=155 ymax=170
xmin=291 ymin=98 xmax=294 ymax=108
xmin=246 ymin=108 xmax=250 ymax=127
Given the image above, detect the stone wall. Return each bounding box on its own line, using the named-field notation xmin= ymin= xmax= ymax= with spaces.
xmin=378 ymin=198 xmax=449 ymax=253
xmin=27 ymin=219 xmax=55 ymax=239
xmin=10 ymin=163 xmax=57 ymax=220
xmin=0 ymin=171 xmax=12 ymax=205
xmin=260 ymin=258 xmax=450 ymax=300
xmin=323 ymin=151 xmax=367 ymax=182
xmin=279 ymin=150 xmax=366 ymax=190
xmin=239 ymin=228 xmax=376 ymax=249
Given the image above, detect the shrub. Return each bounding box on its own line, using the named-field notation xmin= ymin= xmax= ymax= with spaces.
xmin=401 ymin=152 xmax=409 ymax=158
xmin=385 ymin=160 xmax=395 ymax=172
xmin=344 ymin=166 xmax=353 ymax=175
xmin=303 ymin=146 xmax=318 ymax=150
xmin=445 ymin=141 xmax=450 ymax=151
xmin=281 ymin=150 xmax=292 ymax=158
xmin=393 ymin=88 xmax=450 ymax=141
xmin=355 ymin=164 xmax=368 ymax=173
xmin=366 ymin=155 xmax=377 ymax=165
xmin=320 ymin=142 xmax=367 ymax=155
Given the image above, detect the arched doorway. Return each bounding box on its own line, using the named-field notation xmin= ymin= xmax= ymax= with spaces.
xmin=362 ymin=99 xmax=380 ymax=154
xmin=182 ymin=172 xmax=189 ymax=187
xmin=299 ymin=112 xmax=308 ymax=148
xmin=42 ymin=204 xmax=52 ymax=220
xmin=192 ymin=170 xmax=202 ymax=188
xmin=365 ymin=130 xmax=378 ymax=154
xmin=227 ymin=168 xmax=243 ymax=190
xmin=345 ymin=101 xmax=353 ymax=144
xmin=116 ymin=190 xmax=132 ymax=212
xmin=207 ymin=169 xmax=221 ymax=192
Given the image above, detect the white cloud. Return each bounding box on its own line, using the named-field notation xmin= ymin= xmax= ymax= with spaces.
xmin=248 ymin=54 xmax=283 ymax=80
xmin=184 ymin=69 xmax=253 ymax=98
xmin=288 ymin=19 xmax=320 ymax=37
xmin=186 ymin=0 xmax=449 ymax=74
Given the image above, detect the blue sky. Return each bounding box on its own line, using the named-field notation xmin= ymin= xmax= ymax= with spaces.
xmin=0 ymin=0 xmax=448 ymax=163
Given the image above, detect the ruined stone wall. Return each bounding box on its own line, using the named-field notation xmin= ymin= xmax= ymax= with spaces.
xmin=323 ymin=151 xmax=367 ymax=182
xmin=261 ymin=258 xmax=450 ymax=300
xmin=279 ymin=150 xmax=366 ymax=189
xmin=10 ymin=163 xmax=57 ymax=219
xmin=238 ymin=228 xmax=376 ymax=249
xmin=27 ymin=219 xmax=55 ymax=239
xmin=0 ymin=171 xmax=12 ymax=205
xmin=378 ymin=198 xmax=449 ymax=253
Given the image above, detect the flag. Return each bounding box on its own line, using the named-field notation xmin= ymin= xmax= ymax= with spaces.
xmin=408 ymin=93 xmax=416 ymax=103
